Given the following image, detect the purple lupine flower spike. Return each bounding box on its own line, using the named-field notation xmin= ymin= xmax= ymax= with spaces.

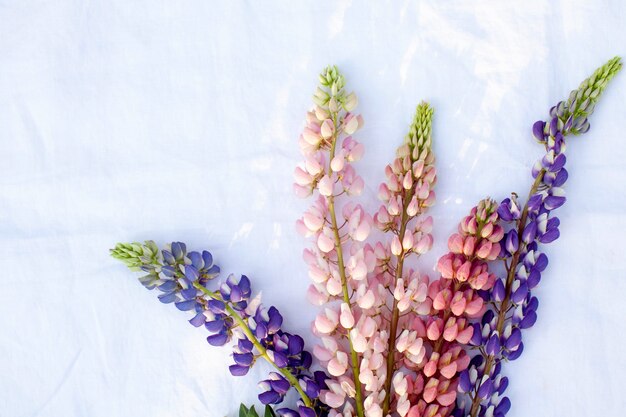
xmin=459 ymin=57 xmax=622 ymax=417
xmin=111 ymin=241 xmax=330 ymax=416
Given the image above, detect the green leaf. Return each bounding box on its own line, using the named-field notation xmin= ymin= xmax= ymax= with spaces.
xmin=264 ymin=405 xmax=276 ymax=417
xmin=237 ymin=403 xmax=271 ymax=417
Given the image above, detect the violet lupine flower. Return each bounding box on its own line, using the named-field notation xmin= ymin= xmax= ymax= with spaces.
xmin=405 ymin=199 xmax=501 ymax=417
xmin=111 ymin=241 xmax=330 ymax=417
xmin=458 ymin=57 xmax=622 ymax=417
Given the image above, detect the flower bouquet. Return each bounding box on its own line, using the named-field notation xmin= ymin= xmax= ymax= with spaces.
xmin=112 ymin=56 xmax=621 ymax=417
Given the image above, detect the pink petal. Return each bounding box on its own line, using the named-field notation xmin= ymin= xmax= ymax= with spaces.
xmin=307 ymin=285 xmax=327 ymax=305
xmin=423 ymin=380 xmax=439 ymax=403
xmin=317 ymin=233 xmax=335 ymax=253
xmin=456 ymin=326 xmax=473 ymax=345
xmin=462 ymin=236 xmax=476 ymax=257
xmin=442 ymin=323 xmax=458 ymax=342
xmin=339 ymin=303 xmax=355 ymax=329
xmin=450 ymin=294 xmax=467 ymax=316
xmin=436 ymin=389 xmax=457 ymax=406
xmin=426 ymin=320 xmax=441 ymax=341
xmin=447 ymin=234 xmax=464 ymax=254
xmin=321 ymin=119 xmax=335 ymax=139
xmin=423 ymin=360 xmax=437 ymax=377
xmin=439 ymin=362 xmax=457 ymax=380
xmin=318 ymin=175 xmax=334 ymax=196
xmin=357 ymin=289 xmax=375 ymax=309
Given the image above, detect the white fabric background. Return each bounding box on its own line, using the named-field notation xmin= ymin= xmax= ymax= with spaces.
xmin=1 ymin=1 xmax=625 ymax=416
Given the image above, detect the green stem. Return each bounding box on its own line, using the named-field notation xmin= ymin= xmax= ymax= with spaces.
xmin=469 ymin=170 xmax=545 ymax=417
xmin=326 ymin=126 xmax=365 ymax=417
xmin=193 ymin=283 xmax=313 ymax=408
xmin=381 ymin=188 xmax=414 ymax=416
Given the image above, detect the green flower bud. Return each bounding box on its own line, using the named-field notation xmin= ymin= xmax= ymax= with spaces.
xmin=405 ymin=101 xmax=434 ymax=151
xmin=110 ymin=240 xmax=159 ymax=271
xmin=569 ymin=56 xmax=622 ymax=118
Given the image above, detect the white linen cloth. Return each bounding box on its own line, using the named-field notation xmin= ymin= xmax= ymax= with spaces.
xmin=1 ymin=1 xmax=625 ymax=416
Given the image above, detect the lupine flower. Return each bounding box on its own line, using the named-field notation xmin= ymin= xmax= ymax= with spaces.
xmin=405 ymin=199 xmax=501 ymax=417
xmin=111 ymin=241 xmax=329 ymax=417
xmin=295 ymin=66 xmax=374 ymax=417
xmin=459 ymin=57 xmax=622 ymax=417
xmin=370 ymin=102 xmax=437 ymax=417
xmin=112 ymin=58 xmax=621 ymax=417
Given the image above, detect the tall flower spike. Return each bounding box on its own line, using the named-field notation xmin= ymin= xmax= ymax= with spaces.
xmin=460 ymin=57 xmax=622 ymax=417
xmin=372 ymin=102 xmax=436 ymax=417
xmin=295 ymin=66 xmax=372 ymax=417
xmin=407 ymin=199 xmax=501 ymax=417
xmin=111 ymin=241 xmax=329 ymax=417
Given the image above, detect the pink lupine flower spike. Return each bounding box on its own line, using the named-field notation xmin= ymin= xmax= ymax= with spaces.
xmin=295 ymin=66 xmax=371 ymax=417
